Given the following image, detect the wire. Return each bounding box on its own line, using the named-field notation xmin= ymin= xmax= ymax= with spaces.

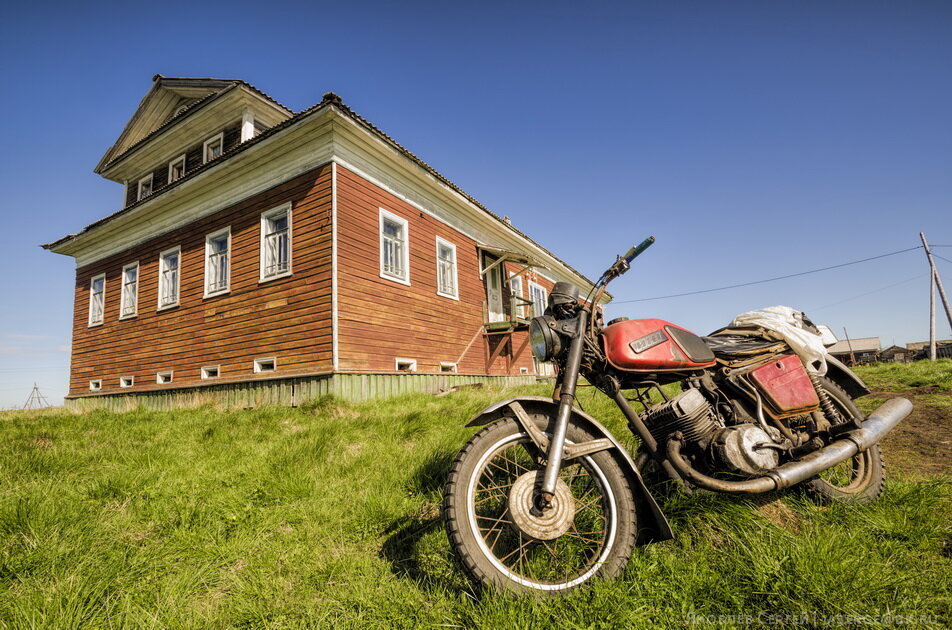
xmin=808 ymin=273 xmax=930 ymax=311
xmin=934 ymin=254 xmax=952 ymax=266
xmin=612 ymin=246 xmax=923 ymax=304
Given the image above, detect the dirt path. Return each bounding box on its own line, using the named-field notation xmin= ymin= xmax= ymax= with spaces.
xmin=863 ymin=387 xmax=951 ymax=478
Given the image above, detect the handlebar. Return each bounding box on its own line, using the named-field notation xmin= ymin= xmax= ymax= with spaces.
xmin=623 ymin=236 xmax=655 ymax=264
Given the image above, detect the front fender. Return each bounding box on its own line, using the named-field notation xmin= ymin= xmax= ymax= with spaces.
xmin=468 ymin=396 xmax=673 ymax=545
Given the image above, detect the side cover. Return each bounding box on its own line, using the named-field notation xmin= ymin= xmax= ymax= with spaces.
xmin=602 ymin=318 xmax=717 ymax=371
xmin=467 ymin=396 xmax=673 ymax=545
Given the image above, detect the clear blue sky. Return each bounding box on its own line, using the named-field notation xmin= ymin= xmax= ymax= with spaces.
xmin=1 ymin=1 xmax=949 ymax=408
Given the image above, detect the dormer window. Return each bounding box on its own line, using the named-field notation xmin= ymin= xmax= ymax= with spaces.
xmin=203 ymin=133 xmax=224 ymax=163
xmin=137 ymin=174 xmax=153 ymax=200
xmin=168 ymin=154 xmax=186 ymax=182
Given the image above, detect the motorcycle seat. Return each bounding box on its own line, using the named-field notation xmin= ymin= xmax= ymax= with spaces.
xmin=702 ymin=335 xmax=786 ymax=356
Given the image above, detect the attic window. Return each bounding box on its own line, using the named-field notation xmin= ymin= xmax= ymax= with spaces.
xmin=203 ymin=133 xmax=224 ymax=163
xmin=137 ymin=174 xmax=153 ymax=200
xmin=254 ymin=357 xmax=276 ymax=373
xmin=395 ymin=358 xmax=417 ymax=372
xmin=168 ymin=155 xmax=186 ymax=182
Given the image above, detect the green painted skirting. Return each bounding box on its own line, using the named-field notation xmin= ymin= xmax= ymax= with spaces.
xmin=64 ymin=373 xmax=545 ymax=412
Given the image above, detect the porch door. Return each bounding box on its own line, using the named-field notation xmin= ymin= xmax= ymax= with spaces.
xmin=484 ymin=256 xmax=505 ymax=323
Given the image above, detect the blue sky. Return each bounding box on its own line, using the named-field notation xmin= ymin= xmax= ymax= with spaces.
xmin=0 ymin=1 xmax=949 ymax=407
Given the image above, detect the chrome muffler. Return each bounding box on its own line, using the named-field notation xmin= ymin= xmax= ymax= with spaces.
xmin=666 ymin=397 xmax=913 ymax=493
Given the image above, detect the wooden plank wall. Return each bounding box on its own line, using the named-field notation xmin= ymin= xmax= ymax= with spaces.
xmin=70 ymin=164 xmax=334 ymax=396
xmin=335 ymin=165 xmax=550 ymax=376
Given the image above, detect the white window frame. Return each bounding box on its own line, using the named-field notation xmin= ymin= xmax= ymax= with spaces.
xmin=88 ymin=273 xmax=105 ymax=327
xmin=203 ymin=132 xmax=224 ymax=163
xmin=201 ymin=365 xmax=220 ymax=380
xmin=168 ymin=154 xmax=186 ymax=182
xmin=528 ymin=280 xmax=548 ymax=318
xmin=435 ymin=237 xmax=458 ymax=299
xmin=89 ymin=380 xmax=102 ymax=392
xmin=119 ymin=376 xmax=134 ymax=388
xmin=395 ymin=358 xmax=417 ymax=372
xmin=204 ymin=227 xmax=231 ymax=298
xmin=157 ymin=246 xmax=181 ymax=311
xmin=260 ymin=204 xmax=292 ymax=282
xmin=137 ymin=174 xmax=153 ymax=201
xmin=156 ymin=371 xmax=173 ymax=384
xmin=509 ymin=272 xmax=525 ymax=319
xmin=440 ymin=362 xmax=458 ymax=373
xmin=254 ymin=357 xmax=277 ymax=373
xmin=379 ymin=208 xmax=410 ymax=285
xmin=119 ymin=261 xmax=139 ymax=319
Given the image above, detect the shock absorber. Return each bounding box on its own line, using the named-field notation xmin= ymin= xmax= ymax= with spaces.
xmin=810 ymin=372 xmax=842 ymax=426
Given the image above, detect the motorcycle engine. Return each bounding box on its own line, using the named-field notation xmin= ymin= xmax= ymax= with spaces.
xmin=641 ymin=388 xmax=782 ymax=477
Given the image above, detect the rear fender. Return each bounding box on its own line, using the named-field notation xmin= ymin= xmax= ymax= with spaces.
xmin=825 ymin=355 xmax=870 ymax=399
xmin=468 ymin=396 xmax=673 ymax=545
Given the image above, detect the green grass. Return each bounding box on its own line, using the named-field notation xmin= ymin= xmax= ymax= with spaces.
xmin=854 ymin=358 xmax=952 ymax=392
xmin=1 ymin=376 xmax=949 ymax=628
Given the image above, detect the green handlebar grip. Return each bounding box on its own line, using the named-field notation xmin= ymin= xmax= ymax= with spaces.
xmin=624 ymin=236 xmax=655 ymax=263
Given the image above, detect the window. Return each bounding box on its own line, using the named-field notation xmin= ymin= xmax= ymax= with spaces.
xmin=379 ymin=209 xmax=409 ymax=284
xmin=201 ymin=365 xmax=220 ymax=379
xmin=520 ymin=367 xmax=529 ymax=374
xmin=119 ymin=376 xmax=134 ymax=388
xmin=436 ymin=238 xmax=458 ymax=299
xmin=203 ymin=133 xmax=224 ymax=163
xmin=158 ymin=247 xmax=181 ymax=310
xmin=88 ymin=274 xmax=105 ymax=326
xmin=528 ymin=281 xmax=548 ymax=317
xmin=168 ymin=154 xmax=186 ymax=182
xmin=137 ymin=174 xmax=153 ymax=200
xmin=120 ymin=262 xmax=138 ymax=319
xmin=254 ymin=357 xmax=276 ymax=373
xmin=395 ymin=358 xmax=417 ymax=372
xmin=204 ymin=228 xmax=231 ymax=296
xmin=156 ymin=371 xmax=173 ymax=384
xmin=440 ymin=362 xmax=457 ymax=373
xmin=509 ymin=273 xmax=525 ymax=319
xmin=89 ymin=380 xmax=102 ymax=391
xmin=260 ymin=205 xmax=291 ymax=280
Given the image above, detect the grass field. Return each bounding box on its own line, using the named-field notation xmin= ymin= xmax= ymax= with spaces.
xmin=1 ymin=362 xmax=950 ymax=628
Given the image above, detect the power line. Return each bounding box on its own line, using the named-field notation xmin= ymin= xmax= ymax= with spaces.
xmin=612 ymin=245 xmax=923 ymax=304
xmin=934 ymin=254 xmax=952 ymax=266
xmin=808 ymin=272 xmax=929 ymax=312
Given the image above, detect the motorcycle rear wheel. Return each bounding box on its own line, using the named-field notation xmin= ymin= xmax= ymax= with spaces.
xmin=804 ymin=378 xmax=885 ymax=503
xmin=443 ymin=417 xmax=637 ymax=595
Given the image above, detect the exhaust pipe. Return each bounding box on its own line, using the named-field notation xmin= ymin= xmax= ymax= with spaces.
xmin=666 ymin=397 xmax=913 ymax=494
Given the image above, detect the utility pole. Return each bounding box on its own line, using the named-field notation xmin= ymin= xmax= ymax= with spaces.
xmin=843 ymin=327 xmax=856 ymax=365
xmin=920 ymin=232 xmax=952 ymax=340
xmin=929 ymin=271 xmax=936 ymax=360
xmin=23 ymin=383 xmax=51 ymax=410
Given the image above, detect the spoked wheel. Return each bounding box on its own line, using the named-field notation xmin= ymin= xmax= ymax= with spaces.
xmin=804 ymin=377 xmax=885 ymax=503
xmin=444 ymin=416 xmax=637 ymax=595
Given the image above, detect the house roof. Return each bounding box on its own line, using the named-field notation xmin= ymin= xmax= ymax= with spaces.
xmin=45 ymin=85 xmax=602 ymax=293
xmin=827 ymin=337 xmax=881 ymax=354
xmin=906 ymin=339 xmax=952 ymax=351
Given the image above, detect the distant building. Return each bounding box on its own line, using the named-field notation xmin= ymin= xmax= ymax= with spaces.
xmin=906 ymin=340 xmax=952 ymax=360
xmin=877 ymin=345 xmax=911 ymax=363
xmin=826 ymin=337 xmax=881 ymax=366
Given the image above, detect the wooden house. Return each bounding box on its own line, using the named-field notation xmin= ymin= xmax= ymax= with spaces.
xmin=826 ymin=337 xmax=881 ymax=366
xmin=44 ymin=76 xmax=599 ymax=409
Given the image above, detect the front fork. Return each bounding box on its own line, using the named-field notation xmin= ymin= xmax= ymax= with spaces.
xmin=539 ymin=311 xmax=588 ymax=506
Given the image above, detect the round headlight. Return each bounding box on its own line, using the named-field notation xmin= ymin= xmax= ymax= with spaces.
xmin=529 ymin=316 xmax=561 ymax=362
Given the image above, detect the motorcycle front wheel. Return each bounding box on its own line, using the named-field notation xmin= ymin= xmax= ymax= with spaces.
xmin=443 ymin=417 xmax=637 ymax=595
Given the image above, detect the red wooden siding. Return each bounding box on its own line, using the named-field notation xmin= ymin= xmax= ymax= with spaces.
xmin=335 ymin=165 xmax=541 ymax=376
xmin=69 ymin=165 xmax=334 ymax=396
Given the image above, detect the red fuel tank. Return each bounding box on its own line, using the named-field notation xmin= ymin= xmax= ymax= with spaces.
xmin=601 ymin=318 xmax=717 ymax=372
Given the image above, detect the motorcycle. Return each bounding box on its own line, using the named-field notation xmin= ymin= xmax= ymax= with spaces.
xmin=443 ymin=237 xmax=912 ymax=595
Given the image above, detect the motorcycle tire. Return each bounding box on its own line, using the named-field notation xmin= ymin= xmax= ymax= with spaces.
xmin=443 ymin=416 xmax=637 ymax=595
xmin=804 ymin=377 xmax=885 ymax=504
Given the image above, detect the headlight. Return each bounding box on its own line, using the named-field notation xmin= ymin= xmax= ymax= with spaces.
xmin=529 ymin=316 xmax=561 ymax=362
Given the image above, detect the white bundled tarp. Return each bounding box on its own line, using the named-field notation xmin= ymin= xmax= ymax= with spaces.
xmin=730 ymin=306 xmax=829 ymax=375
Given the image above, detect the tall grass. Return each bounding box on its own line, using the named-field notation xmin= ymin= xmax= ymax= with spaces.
xmin=1 ymin=378 xmax=949 ymax=628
